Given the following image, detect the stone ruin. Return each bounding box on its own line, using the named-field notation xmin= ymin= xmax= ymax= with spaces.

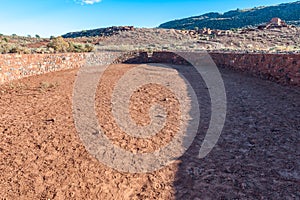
xmin=177 ymin=28 xmax=233 ymax=38
xmin=258 ymin=18 xmax=290 ymax=29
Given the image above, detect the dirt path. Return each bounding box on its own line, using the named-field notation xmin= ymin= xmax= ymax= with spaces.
xmin=0 ymin=64 xmax=299 ymax=199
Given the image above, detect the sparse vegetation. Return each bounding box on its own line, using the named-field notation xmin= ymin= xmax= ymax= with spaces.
xmin=47 ymin=36 xmax=94 ymax=53
xmin=94 ymin=26 xmax=300 ymax=53
xmin=0 ymin=21 xmax=299 ymax=54
xmin=47 ymin=36 xmax=69 ymax=52
xmin=0 ymin=39 xmax=31 ymax=54
xmin=0 ymin=34 xmax=94 ymax=54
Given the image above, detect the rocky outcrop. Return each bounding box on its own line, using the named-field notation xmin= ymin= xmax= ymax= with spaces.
xmin=62 ymin=26 xmax=135 ymax=38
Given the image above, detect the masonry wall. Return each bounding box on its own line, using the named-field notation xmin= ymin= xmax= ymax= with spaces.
xmin=210 ymin=53 xmax=300 ymax=86
xmin=0 ymin=53 xmax=86 ymax=84
xmin=0 ymin=52 xmax=299 ymax=86
xmin=119 ymin=51 xmax=300 ymax=86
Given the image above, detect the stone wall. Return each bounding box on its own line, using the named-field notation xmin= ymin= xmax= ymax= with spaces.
xmin=0 ymin=51 xmax=299 ymax=86
xmin=210 ymin=53 xmax=300 ymax=86
xmin=0 ymin=53 xmax=86 ymax=84
xmin=116 ymin=51 xmax=300 ymax=86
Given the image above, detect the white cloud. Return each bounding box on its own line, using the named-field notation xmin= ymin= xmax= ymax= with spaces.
xmin=77 ymin=0 xmax=102 ymax=5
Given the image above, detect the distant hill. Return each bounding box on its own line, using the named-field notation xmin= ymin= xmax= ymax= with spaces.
xmin=62 ymin=26 xmax=134 ymax=38
xmin=159 ymin=1 xmax=300 ymax=30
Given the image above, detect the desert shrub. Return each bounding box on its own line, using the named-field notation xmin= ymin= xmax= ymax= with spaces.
xmin=68 ymin=42 xmax=83 ymax=52
xmin=9 ymin=47 xmax=19 ymax=53
xmin=0 ymin=41 xmax=31 ymax=54
xmin=76 ymin=44 xmax=83 ymax=52
xmin=0 ymin=43 xmax=11 ymax=54
xmin=47 ymin=36 xmax=69 ymax=53
xmin=47 ymin=37 xmax=94 ymax=53
xmin=67 ymin=42 xmax=76 ymax=52
xmin=9 ymin=46 xmax=31 ymax=54
xmin=20 ymin=47 xmax=31 ymax=54
xmin=68 ymin=42 xmax=94 ymax=52
xmin=84 ymin=44 xmax=94 ymax=52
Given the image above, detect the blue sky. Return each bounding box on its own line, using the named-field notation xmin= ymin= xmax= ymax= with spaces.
xmin=0 ymin=0 xmax=296 ymax=37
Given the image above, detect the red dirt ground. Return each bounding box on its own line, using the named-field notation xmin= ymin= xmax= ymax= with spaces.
xmin=0 ymin=65 xmax=299 ymax=199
